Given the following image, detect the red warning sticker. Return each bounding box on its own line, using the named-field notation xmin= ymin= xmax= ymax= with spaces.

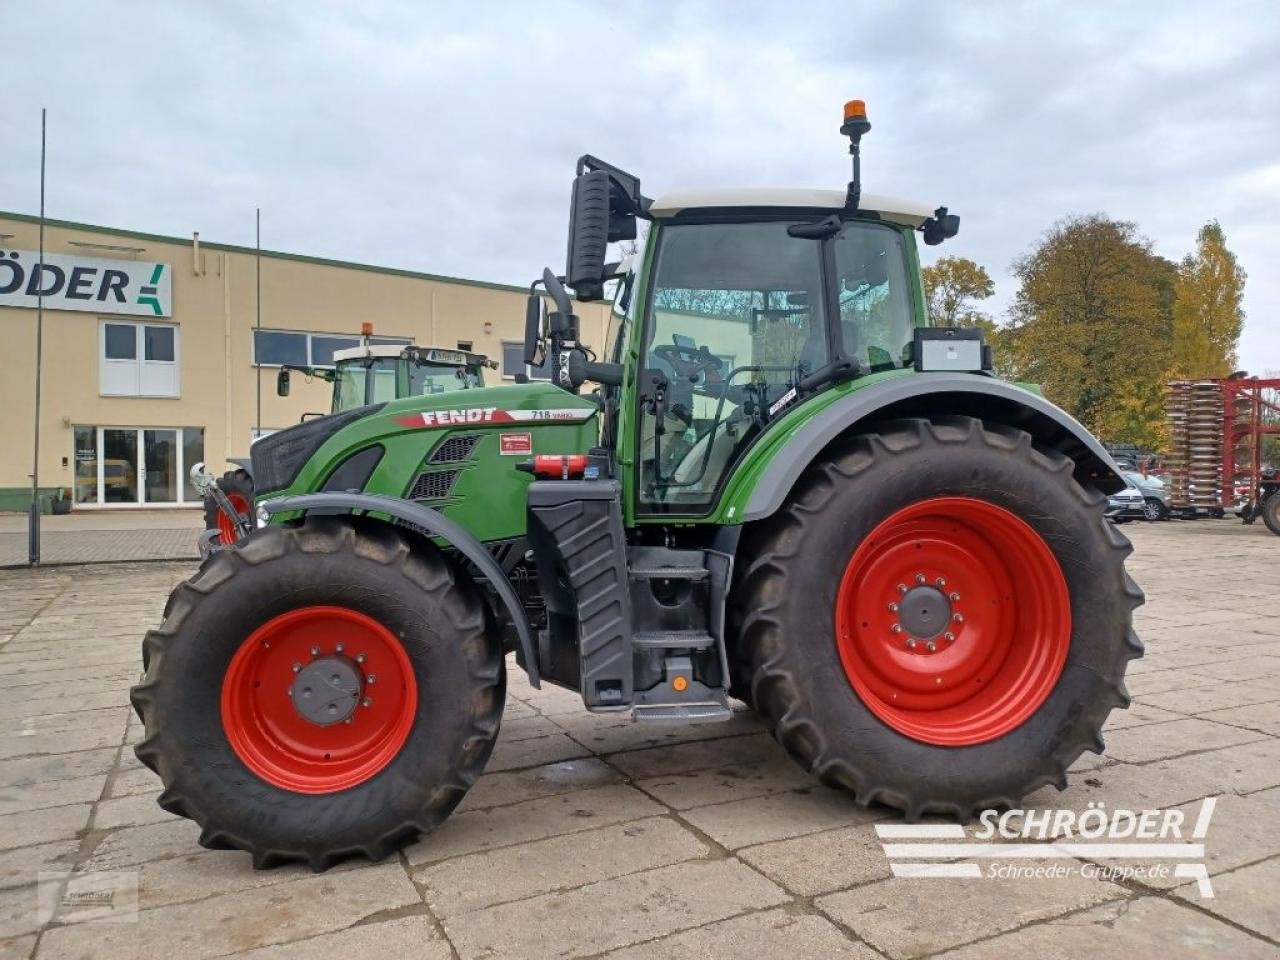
xmin=500 ymin=433 xmax=533 ymax=455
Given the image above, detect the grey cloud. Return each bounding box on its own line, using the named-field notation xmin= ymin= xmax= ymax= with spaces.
xmin=2 ymin=1 xmax=1277 ymax=366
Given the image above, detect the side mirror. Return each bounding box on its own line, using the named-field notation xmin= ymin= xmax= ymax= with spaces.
xmin=565 ymin=156 xmax=646 ymax=302
xmin=921 ymin=206 xmax=961 ymax=246
xmin=276 ymin=368 xmax=291 ymax=397
xmin=523 ymin=294 xmax=544 ymax=365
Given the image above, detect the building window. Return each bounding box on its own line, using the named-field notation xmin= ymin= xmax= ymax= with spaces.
xmin=253 ymin=329 xmax=413 ymax=368
xmin=456 ymin=340 xmax=473 ymax=352
xmin=501 ymin=340 xmax=553 ymax=381
xmin=72 ymin=425 xmax=204 ymax=507
xmin=100 ymin=320 xmax=179 ymax=397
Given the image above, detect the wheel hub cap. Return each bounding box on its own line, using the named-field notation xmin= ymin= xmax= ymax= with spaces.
xmin=896 ymin=584 xmax=952 ymax=641
xmin=291 ymin=656 xmax=362 ymax=726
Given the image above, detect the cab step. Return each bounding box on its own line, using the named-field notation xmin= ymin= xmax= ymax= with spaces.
xmin=632 ymin=695 xmax=733 ymax=724
xmin=632 ymin=630 xmax=717 ymax=650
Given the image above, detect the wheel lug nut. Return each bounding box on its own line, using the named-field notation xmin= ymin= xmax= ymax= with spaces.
xmin=362 ymin=697 xmax=372 ymax=708
xmin=366 ymin=674 xmax=377 ymax=684
xmin=907 ymin=638 xmax=917 ymax=648
xmin=926 ymin=641 xmax=936 ymax=652
xmin=310 ymin=645 xmax=320 ymax=657
xmin=915 ymin=573 xmax=926 ymax=584
xmin=343 ymin=717 xmax=352 ymax=724
xmin=356 ymin=654 xmax=366 ymax=664
xmin=897 ymin=583 xmax=908 ymax=594
xmin=944 ymin=631 xmax=955 ymax=642
xmin=890 ymin=625 xmax=902 ymax=634
xmin=935 ymin=577 xmax=946 ymax=588
xmin=292 ymin=662 xmax=301 ymax=673
xmin=949 ymin=592 xmax=960 ymax=602
xmin=336 ymin=643 xmax=344 ymax=653
xmin=953 ymin=613 xmax=964 ymax=623
xmin=888 ymin=602 xmax=899 ymax=612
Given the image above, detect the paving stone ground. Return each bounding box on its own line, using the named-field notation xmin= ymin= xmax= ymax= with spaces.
xmin=0 ymin=519 xmax=1277 ymax=959
xmin=0 ymin=511 xmax=201 ymax=568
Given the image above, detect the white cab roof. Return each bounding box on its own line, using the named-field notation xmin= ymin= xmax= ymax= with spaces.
xmin=332 ymin=344 xmax=407 ymax=362
xmin=648 ymin=188 xmax=934 ymax=227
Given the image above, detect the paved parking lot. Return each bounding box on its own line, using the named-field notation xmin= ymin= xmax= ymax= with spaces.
xmin=0 ymin=511 xmax=201 ymax=568
xmin=1 ymin=520 xmax=1278 ymax=959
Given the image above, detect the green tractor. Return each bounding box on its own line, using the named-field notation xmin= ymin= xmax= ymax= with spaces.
xmin=200 ymin=341 xmax=496 ymax=548
xmin=134 ymin=101 xmax=1142 ymax=870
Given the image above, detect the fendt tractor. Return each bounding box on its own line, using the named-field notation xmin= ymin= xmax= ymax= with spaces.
xmin=133 ymin=101 xmax=1143 ymax=870
xmin=201 ymin=337 xmax=496 ymax=547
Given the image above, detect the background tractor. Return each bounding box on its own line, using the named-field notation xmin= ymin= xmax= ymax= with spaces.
xmin=134 ymin=101 xmax=1142 ymax=871
xmin=202 ymin=340 xmax=496 ymax=548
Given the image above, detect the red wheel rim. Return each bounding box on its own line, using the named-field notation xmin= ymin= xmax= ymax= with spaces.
xmin=834 ymin=497 xmax=1070 ymax=746
xmin=217 ymin=493 xmax=250 ymax=544
xmin=221 ymin=606 xmax=418 ymax=793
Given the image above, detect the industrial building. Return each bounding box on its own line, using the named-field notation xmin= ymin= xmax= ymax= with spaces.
xmin=0 ymin=211 xmax=610 ymax=510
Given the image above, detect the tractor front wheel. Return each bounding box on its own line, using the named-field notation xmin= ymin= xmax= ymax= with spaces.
xmin=203 ymin=469 xmax=254 ymax=545
xmin=130 ymin=516 xmax=505 ymax=869
xmin=731 ymin=416 xmax=1143 ymax=818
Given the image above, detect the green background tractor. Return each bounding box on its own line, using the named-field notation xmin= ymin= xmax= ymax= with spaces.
xmin=201 ymin=342 xmax=496 ymax=547
xmin=135 ymin=102 xmax=1142 ymax=870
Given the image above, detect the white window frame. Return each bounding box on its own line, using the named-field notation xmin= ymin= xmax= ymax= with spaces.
xmin=500 ymin=340 xmax=553 ymax=381
xmin=99 ymin=319 xmax=180 ymax=398
xmin=252 ymin=329 xmax=414 ymax=369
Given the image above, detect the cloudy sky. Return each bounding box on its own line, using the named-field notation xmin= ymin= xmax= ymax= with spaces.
xmin=3 ymin=1 xmax=1278 ymax=368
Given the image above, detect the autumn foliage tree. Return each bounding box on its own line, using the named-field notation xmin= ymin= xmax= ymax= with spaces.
xmin=1002 ymin=215 xmax=1176 ymax=447
xmin=1169 ymin=221 xmax=1246 ymax=379
xmin=922 ymin=257 xmax=995 ymax=328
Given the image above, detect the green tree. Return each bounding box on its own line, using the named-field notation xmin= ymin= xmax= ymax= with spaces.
xmin=1003 ymin=215 xmax=1175 ymax=447
xmin=921 ymin=257 xmax=994 ymax=328
xmin=1170 ymin=221 xmax=1247 ymax=379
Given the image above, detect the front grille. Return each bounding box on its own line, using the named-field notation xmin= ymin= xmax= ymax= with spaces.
xmin=429 ymin=434 xmax=481 ymax=464
xmin=409 ymin=469 xmax=460 ymax=501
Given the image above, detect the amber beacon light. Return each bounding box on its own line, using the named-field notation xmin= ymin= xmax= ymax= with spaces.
xmin=841 ymin=99 xmax=872 ymax=210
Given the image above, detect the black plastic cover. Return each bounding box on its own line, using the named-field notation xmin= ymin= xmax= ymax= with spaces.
xmin=526 ymin=480 xmax=633 ymax=706
xmin=251 ymin=404 xmax=384 ymax=495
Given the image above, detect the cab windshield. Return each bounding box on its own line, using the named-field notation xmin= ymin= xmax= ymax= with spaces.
xmin=332 ymin=359 xmax=397 ymax=411
xmin=638 ymin=217 xmax=915 ymax=513
xmin=406 ymin=362 xmax=484 ymax=396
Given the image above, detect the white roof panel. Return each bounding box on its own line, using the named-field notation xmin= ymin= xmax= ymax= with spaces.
xmin=648 ymin=188 xmax=934 ymax=227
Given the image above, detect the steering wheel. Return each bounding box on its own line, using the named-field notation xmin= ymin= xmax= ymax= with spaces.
xmin=653 ymin=343 xmax=724 ymax=381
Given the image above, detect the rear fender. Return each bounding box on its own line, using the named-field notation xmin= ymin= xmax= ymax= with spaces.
xmin=261 ymin=492 xmax=539 ymax=687
xmin=736 ymin=373 xmax=1126 ymax=523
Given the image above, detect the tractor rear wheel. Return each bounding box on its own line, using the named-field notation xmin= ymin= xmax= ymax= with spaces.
xmin=1262 ymin=492 xmax=1280 ymax=536
xmin=204 ymin=469 xmax=254 ymax=545
xmin=130 ymin=516 xmax=505 ymax=869
xmin=731 ymin=416 xmax=1143 ymax=819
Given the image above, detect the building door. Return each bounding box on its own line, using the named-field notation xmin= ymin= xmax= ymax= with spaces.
xmin=143 ymin=429 xmax=179 ymax=504
xmin=101 ymin=428 xmax=140 ymax=504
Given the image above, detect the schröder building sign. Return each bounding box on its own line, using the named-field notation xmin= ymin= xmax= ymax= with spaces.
xmin=0 ymin=249 xmax=171 ymax=317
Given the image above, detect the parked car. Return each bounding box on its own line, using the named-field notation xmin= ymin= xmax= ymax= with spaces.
xmin=1105 ymin=482 xmax=1146 ymax=522
xmin=1124 ymin=470 xmax=1171 ymax=520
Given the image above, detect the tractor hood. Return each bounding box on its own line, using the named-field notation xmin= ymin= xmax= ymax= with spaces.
xmin=254 ymin=382 xmax=598 ymax=497
xmin=381 ymin=381 xmax=598 ymax=432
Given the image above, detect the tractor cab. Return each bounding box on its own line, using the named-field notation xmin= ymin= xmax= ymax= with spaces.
xmin=274 ymin=342 xmax=496 ymax=414
xmin=525 ymin=103 xmax=965 ymax=521
xmin=329 ymin=344 xmax=494 ymax=412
